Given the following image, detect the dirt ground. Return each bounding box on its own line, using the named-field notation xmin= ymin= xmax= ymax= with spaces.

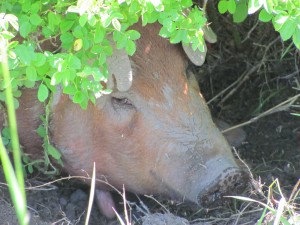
xmin=1 ymin=9 xmax=300 ymax=225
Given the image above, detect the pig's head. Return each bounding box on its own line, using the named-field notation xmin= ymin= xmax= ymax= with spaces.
xmin=50 ymin=23 xmax=248 ymax=209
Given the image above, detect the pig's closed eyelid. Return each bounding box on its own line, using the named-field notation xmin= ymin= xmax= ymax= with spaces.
xmin=111 ymin=97 xmax=133 ymax=106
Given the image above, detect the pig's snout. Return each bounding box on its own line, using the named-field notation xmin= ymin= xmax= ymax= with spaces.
xmin=198 ymin=167 xmax=248 ymax=207
xmin=178 ymin=155 xmax=249 ymax=208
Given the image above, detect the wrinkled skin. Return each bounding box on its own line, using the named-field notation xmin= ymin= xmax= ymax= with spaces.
xmin=0 ymin=23 xmax=248 ymax=218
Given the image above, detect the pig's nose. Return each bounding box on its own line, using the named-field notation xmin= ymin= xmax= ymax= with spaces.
xmin=198 ymin=168 xmax=249 ymax=206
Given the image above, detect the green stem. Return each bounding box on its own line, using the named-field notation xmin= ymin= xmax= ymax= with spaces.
xmin=0 ymin=136 xmax=29 ymax=225
xmin=1 ymin=43 xmax=26 ymax=200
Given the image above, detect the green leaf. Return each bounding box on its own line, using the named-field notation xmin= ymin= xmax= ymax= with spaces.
xmin=44 ymin=78 xmax=56 ymax=92
xmin=67 ymin=55 xmax=81 ymax=69
xmin=181 ymin=0 xmax=193 ymax=8
xmin=162 ymin=18 xmax=175 ymax=32
xmin=30 ymin=2 xmax=41 ymax=14
xmin=159 ymin=26 xmax=171 ymax=38
xmin=248 ymin=0 xmax=263 ymax=14
xmin=115 ymin=33 xmax=128 ymax=49
xmin=13 ymin=90 xmax=22 ymax=98
xmin=14 ymin=45 xmax=36 ymax=65
xmin=94 ymin=25 xmax=106 ymax=43
xmin=218 ymin=0 xmax=228 ymax=14
xmin=1 ymin=31 xmax=15 ymax=39
xmin=63 ymin=85 xmax=77 ymax=95
xmin=126 ymin=30 xmax=141 ymax=40
xmin=262 ymin=0 xmax=274 ymax=14
xmin=60 ymin=32 xmax=74 ymax=49
xmin=279 ymin=18 xmax=296 ymax=41
xmin=73 ymin=39 xmax=83 ymax=51
xmin=30 ymin=14 xmax=43 ymax=26
xmin=19 ymin=21 xmax=32 ymax=38
xmin=111 ymin=12 xmax=124 ymax=20
xmin=50 ymin=71 xmax=64 ymax=85
xmin=47 ymin=144 xmax=62 ymax=160
xmin=79 ymin=97 xmax=88 ymax=109
xmin=228 ymin=0 xmax=237 ymax=14
xmin=101 ymin=14 xmax=111 ymax=27
xmin=26 ymin=66 xmax=37 ymax=81
xmin=259 ymin=9 xmax=273 ymax=22
xmin=22 ymin=0 xmax=31 ymax=12
xmin=36 ymin=62 xmax=50 ymax=76
xmin=233 ymin=1 xmax=248 ymax=23
xmin=13 ymin=97 xmax=19 ymax=109
xmin=37 ymin=84 xmax=49 ymax=102
xmin=42 ymin=27 xmax=53 ymax=38
xmin=36 ymin=125 xmax=46 ymax=138
xmin=73 ymin=91 xmax=84 ymax=103
xmin=79 ymin=13 xmax=88 ymax=27
xmin=170 ymin=30 xmax=183 ymax=44
xmin=8 ymin=51 xmax=16 ymax=59
xmin=6 ymin=14 xmax=19 ymax=31
xmin=47 ymin=11 xmax=61 ymax=32
xmin=27 ymin=165 xmax=33 ymax=174
xmin=91 ymin=45 xmax=103 ymax=54
xmin=125 ymin=40 xmax=136 ymax=56
xmin=33 ymin=53 xmax=46 ymax=67
xmin=292 ymin=27 xmax=300 ymax=49
xmin=112 ymin=18 xmax=121 ymax=31
xmin=88 ymin=15 xmax=97 ymax=26
xmin=8 ymin=41 xmax=18 ymax=49
xmin=273 ymin=13 xmax=289 ymax=31
xmin=60 ymin=20 xmax=74 ymax=33
xmin=24 ymin=80 xmax=35 ymax=88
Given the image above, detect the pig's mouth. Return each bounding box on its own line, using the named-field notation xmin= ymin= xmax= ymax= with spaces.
xmin=197 ymin=167 xmax=249 ymax=207
xmin=150 ymin=166 xmax=248 ymax=208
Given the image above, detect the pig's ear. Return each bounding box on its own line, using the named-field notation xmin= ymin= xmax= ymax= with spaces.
xmin=182 ymin=25 xmax=217 ymax=66
xmin=182 ymin=44 xmax=207 ymax=66
xmin=203 ymin=26 xmax=217 ymax=44
xmin=106 ymin=46 xmax=133 ymax=92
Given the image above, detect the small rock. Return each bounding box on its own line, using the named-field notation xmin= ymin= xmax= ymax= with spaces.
xmin=142 ymin=213 xmax=189 ymax=225
xmin=59 ymin=197 xmax=68 ymax=206
xmin=70 ymin=189 xmax=88 ymax=203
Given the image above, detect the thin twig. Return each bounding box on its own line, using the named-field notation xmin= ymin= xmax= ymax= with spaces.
xmin=207 ymin=64 xmax=259 ymax=105
xmin=222 ymin=93 xmax=300 ymax=134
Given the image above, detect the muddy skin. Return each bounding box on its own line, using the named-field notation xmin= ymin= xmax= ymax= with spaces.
xmin=0 ymin=23 xmax=248 ymax=219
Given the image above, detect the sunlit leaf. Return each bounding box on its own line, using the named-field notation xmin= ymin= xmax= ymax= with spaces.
xmin=259 ymin=9 xmax=273 ymax=22
xmin=47 ymin=144 xmax=62 ymax=160
xmin=26 ymin=66 xmax=37 ymax=81
xmin=37 ymin=84 xmax=49 ymax=102
xmin=233 ymin=0 xmax=248 ymax=23
xmin=279 ymin=18 xmax=296 ymax=41
xmin=228 ymin=0 xmax=237 ymax=14
xmin=73 ymin=39 xmax=83 ymax=51
xmin=248 ymin=0 xmax=263 ymax=14
xmin=218 ymin=0 xmax=228 ymax=14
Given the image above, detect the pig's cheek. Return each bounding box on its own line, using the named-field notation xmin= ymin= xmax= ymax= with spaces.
xmin=95 ymin=189 xmax=116 ymax=219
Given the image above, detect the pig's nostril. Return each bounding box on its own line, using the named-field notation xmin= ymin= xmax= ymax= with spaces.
xmin=197 ymin=168 xmax=249 ymax=207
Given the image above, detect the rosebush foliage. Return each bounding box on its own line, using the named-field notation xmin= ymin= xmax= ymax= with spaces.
xmin=218 ymin=0 xmax=300 ymax=48
xmin=0 ymin=0 xmax=208 ymax=109
xmin=0 ymin=0 xmax=299 ymax=110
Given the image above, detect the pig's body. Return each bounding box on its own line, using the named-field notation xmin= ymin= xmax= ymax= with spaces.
xmin=0 ymin=23 xmax=248 ymax=218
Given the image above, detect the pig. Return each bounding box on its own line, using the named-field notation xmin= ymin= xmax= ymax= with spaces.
xmin=0 ymin=22 xmax=248 ymax=219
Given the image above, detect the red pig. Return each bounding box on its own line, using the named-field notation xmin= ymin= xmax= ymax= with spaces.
xmin=0 ymin=22 xmax=248 ymax=218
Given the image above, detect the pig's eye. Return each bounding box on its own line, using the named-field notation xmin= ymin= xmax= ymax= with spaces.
xmin=112 ymin=97 xmax=133 ymax=107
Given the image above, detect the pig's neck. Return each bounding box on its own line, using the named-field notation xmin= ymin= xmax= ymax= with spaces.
xmin=15 ymin=88 xmax=45 ymax=158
